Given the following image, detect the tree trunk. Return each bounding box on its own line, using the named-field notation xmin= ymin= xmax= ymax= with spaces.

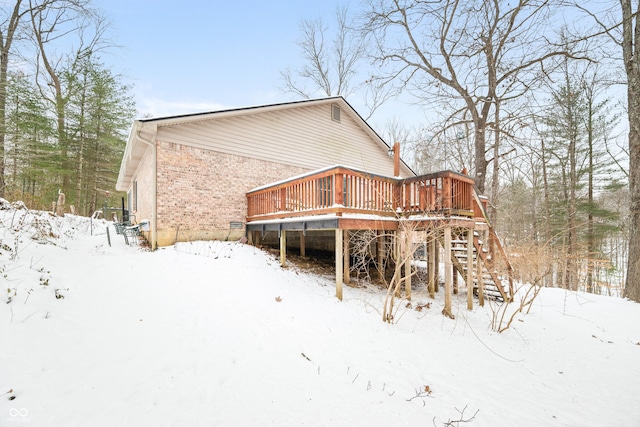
xmin=0 ymin=0 xmax=25 ymax=199
xmin=625 ymin=85 xmax=640 ymax=301
xmin=587 ymin=94 xmax=595 ymax=294
xmin=489 ymin=103 xmax=501 ymax=227
xmin=621 ymin=0 xmax=640 ymax=302
xmin=0 ymin=49 xmax=8 ymax=199
xmin=568 ymin=111 xmax=578 ymax=291
xmin=474 ymin=126 xmax=487 ymax=194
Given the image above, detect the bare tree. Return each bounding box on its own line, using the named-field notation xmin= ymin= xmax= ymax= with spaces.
xmin=281 ymin=5 xmax=363 ymax=99
xmin=281 ymin=5 xmax=394 ymax=120
xmin=360 ymin=0 xmax=581 ymax=201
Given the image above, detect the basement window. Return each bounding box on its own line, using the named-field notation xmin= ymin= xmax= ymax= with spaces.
xmin=230 ymin=221 xmax=244 ymax=229
xmin=331 ymin=104 xmax=341 ymax=122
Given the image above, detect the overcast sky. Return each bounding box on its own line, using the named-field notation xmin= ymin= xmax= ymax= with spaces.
xmin=94 ymin=0 xmax=361 ymax=118
xmin=91 ymin=0 xmax=627 ymax=149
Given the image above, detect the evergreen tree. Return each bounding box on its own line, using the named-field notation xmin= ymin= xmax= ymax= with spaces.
xmin=540 ymin=64 xmax=623 ymax=292
xmin=66 ymin=57 xmax=135 ymax=215
xmin=5 ymin=70 xmax=55 ymax=206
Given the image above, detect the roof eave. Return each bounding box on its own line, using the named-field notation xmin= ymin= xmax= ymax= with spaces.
xmin=116 ymin=121 xmax=157 ymax=191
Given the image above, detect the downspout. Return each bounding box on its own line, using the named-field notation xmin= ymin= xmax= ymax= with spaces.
xmin=135 ymin=129 xmax=158 ymax=250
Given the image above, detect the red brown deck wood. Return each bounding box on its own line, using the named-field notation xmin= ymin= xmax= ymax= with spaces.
xmin=246 ymin=166 xmax=514 ymax=305
xmin=246 ymin=166 xmax=476 ymax=221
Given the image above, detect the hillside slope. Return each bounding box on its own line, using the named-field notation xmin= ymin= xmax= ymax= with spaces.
xmin=1 ymin=203 xmax=639 ymax=426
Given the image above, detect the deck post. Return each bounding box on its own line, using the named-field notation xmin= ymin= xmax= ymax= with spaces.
xmin=477 ymin=239 xmax=485 ymax=307
xmin=280 ymin=187 xmax=287 ymax=211
xmin=280 ymin=230 xmax=287 ymax=267
xmin=335 ymin=173 xmax=344 ymax=206
xmin=453 ymin=254 xmax=459 ymax=295
xmin=428 ymin=234 xmax=436 ymax=298
xmin=467 ymin=228 xmax=474 ymax=310
xmin=377 ymin=231 xmax=385 ymax=280
xmin=443 ymin=177 xmax=452 ymax=210
xmin=444 ymin=226 xmax=453 ymax=317
xmin=404 ymin=230 xmax=412 ymax=300
xmin=300 ymin=231 xmax=306 ymax=257
xmin=336 ymin=228 xmax=343 ymax=301
xmin=344 ymin=230 xmax=350 ymax=284
xmin=434 ymin=234 xmax=440 ymax=293
xmin=394 ymin=230 xmax=401 ymax=297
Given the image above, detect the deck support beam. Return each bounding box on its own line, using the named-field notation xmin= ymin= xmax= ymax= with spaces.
xmin=434 ymin=234 xmax=440 ymax=294
xmin=477 ymin=236 xmax=485 ymax=307
xmin=428 ymin=234 xmax=436 ymax=298
xmin=394 ymin=231 xmax=401 ymax=297
xmin=343 ymin=231 xmax=350 ymax=284
xmin=280 ymin=230 xmax=287 ymax=267
xmin=467 ymin=228 xmax=474 ymax=310
xmin=336 ymin=228 xmax=343 ymax=301
xmin=404 ymin=229 xmax=411 ymax=300
xmin=300 ymin=231 xmax=306 ymax=257
xmin=453 ymin=254 xmax=459 ymax=295
xmin=377 ymin=232 xmax=385 ymax=281
xmin=249 ymin=230 xmax=260 ymax=246
xmin=443 ymin=226 xmax=453 ymax=318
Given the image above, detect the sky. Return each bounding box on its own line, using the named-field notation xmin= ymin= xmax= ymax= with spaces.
xmin=94 ymin=0 xmax=366 ymax=118
xmin=89 ymin=0 xmax=629 ymax=151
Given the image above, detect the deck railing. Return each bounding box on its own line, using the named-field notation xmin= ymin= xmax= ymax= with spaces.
xmin=246 ymin=166 xmax=475 ymax=221
xmin=401 ymin=171 xmax=475 ymax=216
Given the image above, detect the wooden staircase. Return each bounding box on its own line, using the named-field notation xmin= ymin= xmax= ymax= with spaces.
xmin=448 ymin=230 xmax=513 ymax=302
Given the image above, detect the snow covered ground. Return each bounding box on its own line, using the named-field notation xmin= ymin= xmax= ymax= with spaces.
xmin=1 ymin=201 xmax=639 ymax=426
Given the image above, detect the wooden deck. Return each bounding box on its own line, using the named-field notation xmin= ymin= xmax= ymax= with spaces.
xmin=245 ymin=166 xmax=512 ymax=312
xmin=246 ymin=166 xmax=477 ymax=223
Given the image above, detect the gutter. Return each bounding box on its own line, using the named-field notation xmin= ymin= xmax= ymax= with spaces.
xmin=135 ymin=128 xmax=158 ymax=250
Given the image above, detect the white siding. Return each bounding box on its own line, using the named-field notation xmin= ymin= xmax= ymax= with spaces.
xmin=132 ymin=146 xmax=154 ymax=225
xmin=155 ymin=103 xmax=401 ymax=177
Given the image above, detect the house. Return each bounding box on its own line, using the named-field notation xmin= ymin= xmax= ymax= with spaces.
xmin=116 ymin=96 xmax=513 ymax=312
xmin=116 ymin=96 xmax=414 ymax=249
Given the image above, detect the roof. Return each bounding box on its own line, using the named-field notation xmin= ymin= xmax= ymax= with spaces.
xmin=116 ymin=96 xmax=415 ymax=190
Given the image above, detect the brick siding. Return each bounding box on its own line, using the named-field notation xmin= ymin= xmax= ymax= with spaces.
xmin=155 ymin=140 xmax=309 ymax=245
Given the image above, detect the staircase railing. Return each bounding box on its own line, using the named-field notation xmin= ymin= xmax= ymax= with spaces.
xmin=471 ymin=189 xmax=515 ymax=298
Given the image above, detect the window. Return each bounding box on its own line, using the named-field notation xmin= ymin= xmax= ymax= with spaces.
xmin=132 ymin=180 xmax=138 ymax=212
xmin=331 ymin=104 xmax=341 ymax=122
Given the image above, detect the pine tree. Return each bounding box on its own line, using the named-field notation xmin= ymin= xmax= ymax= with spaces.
xmin=66 ymin=57 xmax=135 ymax=215
xmin=540 ymin=63 xmax=624 ymax=292
xmin=5 ymin=70 xmax=55 ymax=207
